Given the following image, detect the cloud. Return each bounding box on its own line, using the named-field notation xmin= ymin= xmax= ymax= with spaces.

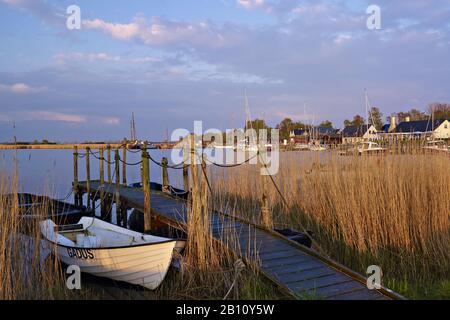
xmin=26 ymin=111 xmax=86 ymax=123
xmin=54 ymin=52 xmax=161 ymax=65
xmin=102 ymin=117 xmax=120 ymax=125
xmin=82 ymin=19 xmax=140 ymax=40
xmin=236 ymin=0 xmax=266 ymax=10
xmin=82 ymin=16 xmax=241 ymax=48
xmin=0 ymin=83 xmax=47 ymax=94
xmin=1 ymin=0 xmax=62 ymax=25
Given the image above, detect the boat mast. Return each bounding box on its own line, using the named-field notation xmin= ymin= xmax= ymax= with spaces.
xmin=130 ymin=112 xmax=137 ymax=141
xmin=244 ymin=89 xmax=256 ymax=146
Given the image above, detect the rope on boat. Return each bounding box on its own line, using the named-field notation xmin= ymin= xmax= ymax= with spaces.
xmin=168 ymin=185 xmax=189 ymax=196
xmin=54 ymin=189 xmax=73 ymax=202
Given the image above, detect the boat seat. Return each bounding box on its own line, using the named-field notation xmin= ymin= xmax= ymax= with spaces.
xmin=55 ymin=223 xmax=84 ymax=233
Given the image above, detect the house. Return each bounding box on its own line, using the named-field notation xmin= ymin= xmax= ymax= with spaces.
xmin=341 ymin=124 xmax=378 ymax=144
xmin=312 ymin=127 xmax=341 ymax=146
xmin=393 ymin=119 xmax=450 ymax=140
xmin=289 ymin=129 xmax=309 ymax=144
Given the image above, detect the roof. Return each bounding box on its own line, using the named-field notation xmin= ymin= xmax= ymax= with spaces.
xmin=341 ymin=124 xmax=373 ymax=137
xmin=291 ymin=129 xmax=307 ymax=136
xmin=314 ymin=126 xmax=337 ymax=135
xmin=381 ymin=124 xmax=390 ymax=133
xmin=394 ymin=119 xmax=448 ymax=133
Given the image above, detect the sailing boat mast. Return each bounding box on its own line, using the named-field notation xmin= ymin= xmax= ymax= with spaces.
xmin=130 ymin=112 xmax=137 ymax=141
xmin=244 ymin=89 xmax=256 ymax=145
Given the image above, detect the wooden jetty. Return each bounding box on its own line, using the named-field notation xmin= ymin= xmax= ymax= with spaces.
xmin=66 ymin=142 xmax=404 ymax=300
xmin=76 ymin=179 xmax=403 ymax=300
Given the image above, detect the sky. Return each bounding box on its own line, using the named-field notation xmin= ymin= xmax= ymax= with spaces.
xmin=0 ymin=0 xmax=449 ymax=142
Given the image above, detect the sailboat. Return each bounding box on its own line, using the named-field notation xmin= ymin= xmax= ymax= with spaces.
xmin=308 ymin=113 xmax=328 ymax=151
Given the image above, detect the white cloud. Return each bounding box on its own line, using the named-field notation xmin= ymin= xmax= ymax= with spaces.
xmin=82 ymin=16 xmax=238 ymax=48
xmin=82 ymin=19 xmax=140 ymax=40
xmin=237 ymin=0 xmax=266 ymax=10
xmin=0 ymin=83 xmax=47 ymax=94
xmin=26 ymin=111 xmax=86 ymax=123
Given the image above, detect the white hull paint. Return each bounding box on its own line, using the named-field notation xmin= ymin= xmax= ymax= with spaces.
xmin=41 ymin=217 xmax=183 ymax=290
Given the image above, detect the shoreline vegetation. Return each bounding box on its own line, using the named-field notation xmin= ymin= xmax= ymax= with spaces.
xmin=211 ymin=146 xmax=450 ymax=299
xmin=0 ymin=144 xmax=449 ymax=300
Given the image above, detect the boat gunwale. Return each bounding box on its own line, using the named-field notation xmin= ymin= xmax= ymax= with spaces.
xmin=45 ymin=237 xmax=180 ymax=251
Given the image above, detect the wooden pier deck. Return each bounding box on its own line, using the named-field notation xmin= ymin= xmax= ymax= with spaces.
xmin=78 ymin=180 xmax=402 ymax=300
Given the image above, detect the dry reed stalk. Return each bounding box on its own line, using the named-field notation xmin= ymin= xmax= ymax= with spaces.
xmin=210 ymin=145 xmax=450 ymax=286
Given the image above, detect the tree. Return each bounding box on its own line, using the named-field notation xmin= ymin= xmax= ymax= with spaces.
xmin=319 ymin=120 xmax=333 ymax=128
xmin=245 ymin=119 xmax=268 ymax=132
xmin=395 ymin=109 xmax=428 ymax=122
xmin=344 ymin=115 xmax=365 ymax=127
xmin=368 ymin=107 xmax=383 ymax=130
xmin=276 ymin=118 xmax=293 ymax=140
xmin=428 ymin=103 xmax=450 ymax=119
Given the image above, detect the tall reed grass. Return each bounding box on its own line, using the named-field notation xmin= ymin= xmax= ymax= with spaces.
xmin=210 ymin=146 xmax=450 ymax=298
xmin=0 ymin=171 xmax=71 ymax=299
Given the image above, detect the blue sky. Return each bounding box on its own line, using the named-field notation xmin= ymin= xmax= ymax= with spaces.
xmin=1 ymin=0 xmax=450 ymax=142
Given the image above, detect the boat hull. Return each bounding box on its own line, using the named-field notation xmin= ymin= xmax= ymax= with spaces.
xmin=52 ymin=240 xmax=177 ymax=290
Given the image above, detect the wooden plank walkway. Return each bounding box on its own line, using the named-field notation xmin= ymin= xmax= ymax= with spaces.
xmin=78 ymin=180 xmax=402 ymax=300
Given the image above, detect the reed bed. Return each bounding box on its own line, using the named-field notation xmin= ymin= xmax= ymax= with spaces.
xmin=0 ymin=171 xmax=72 ymax=299
xmin=0 ymin=166 xmax=278 ymax=300
xmin=210 ymin=147 xmax=450 ymax=298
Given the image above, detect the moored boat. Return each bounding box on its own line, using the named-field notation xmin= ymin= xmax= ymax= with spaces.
xmin=40 ymin=217 xmax=185 ymax=290
xmin=2 ymin=193 xmax=92 ymax=226
xmin=422 ymin=140 xmax=449 ymax=153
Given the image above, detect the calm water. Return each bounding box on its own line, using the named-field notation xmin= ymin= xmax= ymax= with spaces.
xmin=0 ymin=149 xmax=185 ymax=200
xmin=0 ymin=148 xmax=331 ymax=201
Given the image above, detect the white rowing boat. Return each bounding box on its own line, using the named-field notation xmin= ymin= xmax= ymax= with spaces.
xmin=40 ymin=217 xmax=185 ymax=290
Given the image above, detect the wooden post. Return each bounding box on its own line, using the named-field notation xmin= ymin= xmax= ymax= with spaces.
xmin=190 ymin=134 xmax=200 ymax=211
xmin=107 ymin=145 xmax=112 ymax=184
xmin=200 ymin=154 xmax=208 ymax=223
xmin=161 ymin=157 xmax=169 ymax=193
xmin=142 ymin=144 xmax=151 ymax=232
xmin=183 ymin=144 xmax=189 ymax=192
xmin=86 ymin=147 xmax=91 ymax=210
xmin=121 ymin=202 xmax=128 ymax=228
xmin=73 ymin=146 xmax=79 ymax=206
xmin=114 ymin=149 xmax=120 ymax=225
xmin=99 ymin=148 xmax=106 ymax=219
xmin=122 ymin=147 xmax=127 ymax=186
xmin=259 ymin=151 xmax=272 ymax=229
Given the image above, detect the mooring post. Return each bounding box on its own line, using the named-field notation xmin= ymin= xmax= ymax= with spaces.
xmin=73 ymin=146 xmax=79 ymax=206
xmin=162 ymin=157 xmax=169 ymax=193
xmin=200 ymin=153 xmax=208 ymax=223
xmin=99 ymin=148 xmax=105 ymax=219
xmin=122 ymin=146 xmax=127 ymax=186
xmin=183 ymin=143 xmax=189 ymax=192
xmin=121 ymin=202 xmax=128 ymax=228
xmin=107 ymin=145 xmax=112 ymax=184
xmin=142 ymin=143 xmax=151 ymax=232
xmin=190 ymin=134 xmax=199 ymax=208
xmin=86 ymin=147 xmax=91 ymax=210
xmin=259 ymin=151 xmax=273 ymax=229
xmin=114 ymin=149 xmax=120 ymax=225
